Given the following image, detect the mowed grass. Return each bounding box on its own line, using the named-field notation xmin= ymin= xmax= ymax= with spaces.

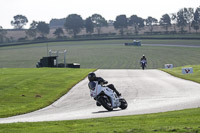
xmin=162 ymin=65 xmax=200 ymax=84
xmin=0 ymin=39 xmax=200 ymax=68
xmin=1 ymin=108 xmax=200 ymax=133
xmin=1 ymin=40 xmax=200 ymax=132
xmin=1 ymin=66 xmax=200 ymax=132
xmin=0 ymin=68 xmax=94 ymax=117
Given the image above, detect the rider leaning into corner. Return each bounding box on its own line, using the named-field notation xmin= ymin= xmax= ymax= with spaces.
xmin=88 ymin=72 xmax=121 ymax=97
xmin=87 ymin=72 xmax=128 ymax=110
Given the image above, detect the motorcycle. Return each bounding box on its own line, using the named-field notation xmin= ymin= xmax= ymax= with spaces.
xmin=140 ymin=59 xmax=147 ymax=70
xmin=89 ymin=81 xmax=128 ymax=111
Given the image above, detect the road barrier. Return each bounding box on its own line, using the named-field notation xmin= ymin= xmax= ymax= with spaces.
xmin=165 ymin=64 xmax=173 ymax=69
xmin=182 ymin=67 xmax=193 ymax=74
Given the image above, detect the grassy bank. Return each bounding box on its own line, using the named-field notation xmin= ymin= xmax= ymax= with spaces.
xmin=0 ymin=40 xmax=200 ymax=68
xmin=161 ymin=65 xmax=200 ymax=84
xmin=0 ymin=65 xmax=200 ymax=132
xmin=0 ymin=68 xmax=94 ymax=118
xmin=1 ymin=108 xmax=200 ymax=133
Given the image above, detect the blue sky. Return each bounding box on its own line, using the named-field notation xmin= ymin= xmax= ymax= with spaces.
xmin=0 ymin=0 xmax=199 ymax=29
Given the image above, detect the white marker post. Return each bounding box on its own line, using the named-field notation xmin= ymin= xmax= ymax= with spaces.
xmin=182 ymin=67 xmax=193 ymax=74
xmin=165 ymin=64 xmax=173 ymax=69
xmin=49 ymin=49 xmax=67 ymax=67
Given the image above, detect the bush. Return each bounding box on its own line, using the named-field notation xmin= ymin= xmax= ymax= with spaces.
xmin=35 ymin=36 xmax=47 ymax=40
xmin=18 ymin=37 xmax=27 ymax=42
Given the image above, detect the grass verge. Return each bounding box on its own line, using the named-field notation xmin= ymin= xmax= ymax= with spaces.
xmin=161 ymin=65 xmax=200 ymax=84
xmin=0 ymin=108 xmax=200 ymax=133
xmin=0 ymin=68 xmax=94 ymax=118
xmin=1 ymin=66 xmax=200 ymax=133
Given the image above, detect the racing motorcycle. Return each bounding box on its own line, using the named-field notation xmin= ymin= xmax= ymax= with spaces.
xmin=89 ymin=81 xmax=128 ymax=111
xmin=140 ymin=59 xmax=147 ymax=70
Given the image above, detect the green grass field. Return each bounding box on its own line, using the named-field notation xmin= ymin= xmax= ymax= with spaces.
xmin=0 ymin=65 xmax=200 ymax=133
xmin=1 ymin=40 xmax=200 ymax=132
xmin=162 ymin=65 xmax=200 ymax=84
xmin=0 ymin=39 xmax=200 ymax=68
xmin=0 ymin=68 xmax=94 ymax=117
xmin=1 ymin=108 xmax=200 ymax=133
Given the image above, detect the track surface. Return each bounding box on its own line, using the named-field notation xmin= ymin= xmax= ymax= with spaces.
xmin=1 ymin=69 xmax=200 ymax=123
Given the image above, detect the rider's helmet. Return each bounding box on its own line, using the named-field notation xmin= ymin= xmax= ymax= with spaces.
xmin=142 ymin=54 xmax=146 ymax=59
xmin=88 ymin=72 xmax=96 ymax=81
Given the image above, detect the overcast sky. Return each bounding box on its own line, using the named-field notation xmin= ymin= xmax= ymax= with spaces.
xmin=0 ymin=0 xmax=199 ymax=29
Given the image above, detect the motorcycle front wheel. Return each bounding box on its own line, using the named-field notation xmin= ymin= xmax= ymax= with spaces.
xmin=98 ymin=96 xmax=113 ymax=111
xmin=119 ymin=98 xmax=128 ymax=109
xmin=142 ymin=64 xmax=145 ymax=70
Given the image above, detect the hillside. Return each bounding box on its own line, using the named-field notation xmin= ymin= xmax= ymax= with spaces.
xmin=4 ymin=24 xmax=200 ymax=41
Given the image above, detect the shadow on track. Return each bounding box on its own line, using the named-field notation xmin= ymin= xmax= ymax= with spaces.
xmin=92 ymin=109 xmax=121 ymax=114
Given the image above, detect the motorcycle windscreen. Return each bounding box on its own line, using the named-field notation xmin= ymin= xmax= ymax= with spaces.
xmin=88 ymin=81 xmax=96 ymax=91
xmin=141 ymin=59 xmax=146 ymax=63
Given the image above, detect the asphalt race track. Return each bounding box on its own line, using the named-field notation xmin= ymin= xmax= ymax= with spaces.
xmin=1 ymin=69 xmax=200 ymax=123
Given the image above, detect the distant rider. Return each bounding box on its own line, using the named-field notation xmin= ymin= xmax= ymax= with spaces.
xmin=140 ymin=55 xmax=147 ymax=64
xmin=88 ymin=72 xmax=121 ymax=97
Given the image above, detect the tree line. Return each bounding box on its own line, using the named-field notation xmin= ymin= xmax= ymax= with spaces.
xmin=0 ymin=6 xmax=200 ymax=42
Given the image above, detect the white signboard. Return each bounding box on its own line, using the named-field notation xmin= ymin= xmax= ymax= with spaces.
xmin=165 ymin=64 xmax=173 ymax=69
xmin=182 ymin=67 xmax=193 ymax=74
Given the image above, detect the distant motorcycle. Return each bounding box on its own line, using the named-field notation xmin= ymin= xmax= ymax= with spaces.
xmin=89 ymin=81 xmax=128 ymax=111
xmin=140 ymin=60 xmax=147 ymax=70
